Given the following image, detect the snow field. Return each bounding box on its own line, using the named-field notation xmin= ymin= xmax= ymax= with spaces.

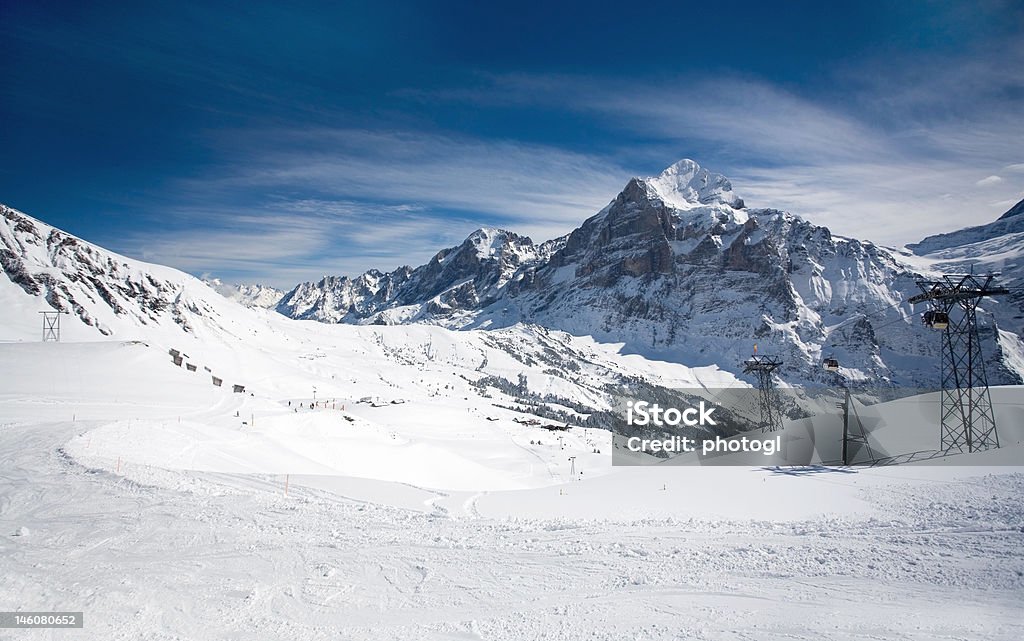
xmin=1 ymin=327 xmax=1022 ymax=640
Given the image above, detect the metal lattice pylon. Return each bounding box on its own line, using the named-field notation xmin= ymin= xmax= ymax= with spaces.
xmin=909 ymin=274 xmax=1007 ymax=454
xmin=39 ymin=310 xmax=67 ymax=342
xmin=742 ymin=354 xmax=784 ymax=432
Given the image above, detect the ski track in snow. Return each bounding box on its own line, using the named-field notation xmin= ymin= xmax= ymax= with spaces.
xmin=1 ymin=418 xmax=1022 ymax=641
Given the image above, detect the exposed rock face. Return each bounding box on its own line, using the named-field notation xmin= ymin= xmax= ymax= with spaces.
xmin=512 ymin=190 xmax=947 ymax=387
xmin=550 ymin=178 xmax=679 ymax=283
xmin=0 ymin=204 xmax=191 ymax=334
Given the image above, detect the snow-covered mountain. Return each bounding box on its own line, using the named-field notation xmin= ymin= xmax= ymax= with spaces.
xmin=908 ymin=197 xmax=1024 ymax=256
xmin=4 ymin=160 xmax=1022 ymax=391
xmin=906 ymin=197 xmax=1024 ymax=339
xmin=277 ymin=228 xmax=564 ymax=324
xmin=1 ymin=203 xmax=226 ymax=338
xmin=4 ymin=189 xmax=1022 ymax=641
xmin=204 ymin=278 xmax=284 ymax=309
xmin=0 ymin=202 xmax=305 ymax=365
xmin=276 ymin=160 xmax=1024 ymax=387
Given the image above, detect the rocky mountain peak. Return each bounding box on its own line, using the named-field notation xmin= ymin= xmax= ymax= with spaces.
xmin=461 ymin=227 xmax=528 ymax=260
xmin=643 ymin=158 xmax=745 ymax=210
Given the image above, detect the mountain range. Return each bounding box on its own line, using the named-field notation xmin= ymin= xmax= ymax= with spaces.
xmin=3 ymin=159 xmax=1023 ymax=389
xmin=274 ymin=159 xmax=1024 ymax=387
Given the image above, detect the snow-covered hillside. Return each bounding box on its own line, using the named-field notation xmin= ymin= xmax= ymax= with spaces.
xmin=1 ymin=329 xmax=1022 ymax=640
xmin=0 ymin=203 xmax=276 ymax=342
xmin=908 ymin=197 xmax=1024 ymax=256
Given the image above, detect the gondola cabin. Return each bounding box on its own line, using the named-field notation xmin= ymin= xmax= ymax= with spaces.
xmin=922 ymin=310 xmax=949 ymax=330
xmin=823 ymin=357 xmax=840 ymax=372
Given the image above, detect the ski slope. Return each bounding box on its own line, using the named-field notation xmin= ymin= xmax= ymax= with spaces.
xmin=1 ymin=334 xmax=1023 ymax=640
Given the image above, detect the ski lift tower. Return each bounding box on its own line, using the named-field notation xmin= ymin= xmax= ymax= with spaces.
xmin=909 ymin=274 xmax=1008 ymax=454
xmin=742 ymin=352 xmax=784 ymax=433
xmin=39 ymin=310 xmax=68 ymax=342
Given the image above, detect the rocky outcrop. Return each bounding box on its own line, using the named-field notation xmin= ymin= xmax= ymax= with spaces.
xmin=0 ymin=204 xmax=208 ymax=335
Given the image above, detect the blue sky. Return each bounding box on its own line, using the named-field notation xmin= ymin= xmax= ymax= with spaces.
xmin=2 ymin=0 xmax=1022 ymax=288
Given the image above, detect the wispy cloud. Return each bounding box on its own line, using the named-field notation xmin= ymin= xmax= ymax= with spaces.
xmin=414 ymin=46 xmax=1023 ymax=247
xmin=194 ymin=128 xmax=629 ymax=230
xmin=110 ymin=41 xmax=1024 ymax=284
xmin=117 ymin=199 xmax=481 ymax=288
xmin=109 ymin=129 xmax=631 ymax=286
